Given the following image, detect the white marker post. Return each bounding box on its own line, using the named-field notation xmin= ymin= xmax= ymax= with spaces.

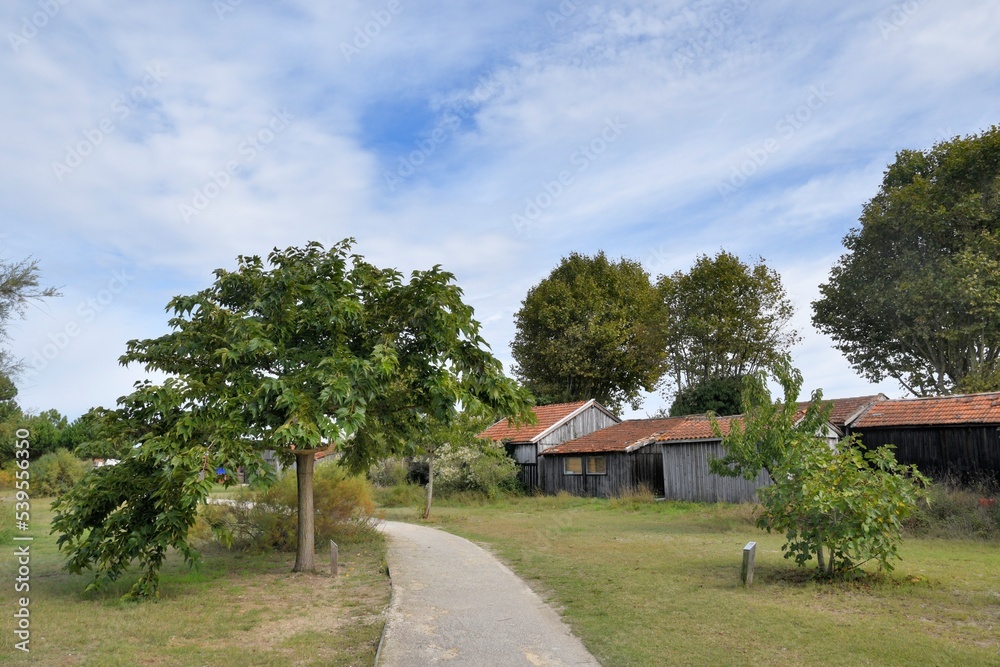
xmin=741 ymin=541 xmax=757 ymax=587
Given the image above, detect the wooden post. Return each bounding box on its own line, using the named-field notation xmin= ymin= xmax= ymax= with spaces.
xmin=330 ymin=540 xmax=339 ymax=577
xmin=741 ymin=541 xmax=757 ymax=587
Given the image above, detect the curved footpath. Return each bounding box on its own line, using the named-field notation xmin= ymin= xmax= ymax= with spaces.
xmin=377 ymin=521 xmax=601 ymax=666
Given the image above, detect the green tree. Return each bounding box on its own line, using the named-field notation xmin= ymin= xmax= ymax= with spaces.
xmin=712 ymin=357 xmax=928 ymax=576
xmin=813 ymin=127 xmax=1000 ymax=396
xmin=667 ymin=375 xmax=744 ymax=416
xmin=511 ymin=251 xmax=667 ymax=412
xmin=658 ymin=251 xmax=798 ymax=401
xmin=0 ymin=256 xmax=60 ymax=378
xmin=52 ymin=241 xmax=533 ymax=597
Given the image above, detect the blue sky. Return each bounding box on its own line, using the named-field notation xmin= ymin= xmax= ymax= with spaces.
xmin=3 ymin=0 xmax=999 ymax=420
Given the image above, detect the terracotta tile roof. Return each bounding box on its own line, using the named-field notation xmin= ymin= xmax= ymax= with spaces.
xmin=478 ymin=400 xmax=593 ymax=443
xmin=797 ymin=394 xmax=888 ymax=429
xmin=544 ymin=415 xmax=741 ymax=455
xmin=850 ymin=392 xmax=1000 ymax=428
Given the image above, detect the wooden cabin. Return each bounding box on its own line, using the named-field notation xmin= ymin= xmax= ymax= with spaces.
xmin=539 ymin=415 xmax=773 ymax=502
xmin=846 ymin=392 xmax=1000 ymax=484
xmin=478 ymin=399 xmax=620 ymax=489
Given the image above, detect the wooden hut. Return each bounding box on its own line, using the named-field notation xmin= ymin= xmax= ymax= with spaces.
xmin=540 ymin=415 xmax=774 ymax=502
xmin=478 ymin=399 xmax=620 ymax=489
xmin=847 ymin=392 xmax=1000 ymax=483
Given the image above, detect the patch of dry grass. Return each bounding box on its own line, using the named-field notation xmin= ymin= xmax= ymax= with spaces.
xmin=1 ymin=499 xmax=390 ymax=666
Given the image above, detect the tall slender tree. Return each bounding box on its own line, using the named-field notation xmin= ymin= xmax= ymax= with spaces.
xmin=658 ymin=250 xmax=798 ymax=400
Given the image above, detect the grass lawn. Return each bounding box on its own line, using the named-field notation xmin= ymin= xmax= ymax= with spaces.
xmin=1 ymin=498 xmax=390 ymax=667
xmin=384 ymin=495 xmax=1000 ymax=667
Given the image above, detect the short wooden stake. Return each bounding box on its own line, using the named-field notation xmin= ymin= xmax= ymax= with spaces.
xmin=330 ymin=540 xmax=339 ymax=577
xmin=741 ymin=541 xmax=757 ymax=587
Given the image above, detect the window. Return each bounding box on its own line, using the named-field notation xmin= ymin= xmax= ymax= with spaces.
xmin=563 ymin=457 xmax=583 ymax=475
xmin=587 ymin=456 xmax=607 ymax=475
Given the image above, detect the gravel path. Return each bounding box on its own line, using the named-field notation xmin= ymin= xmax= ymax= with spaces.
xmin=377 ymin=521 xmax=601 ymax=666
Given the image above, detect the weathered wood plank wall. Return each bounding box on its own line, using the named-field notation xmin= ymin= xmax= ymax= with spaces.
xmin=537 ymin=406 xmax=620 ymax=450
xmin=852 ymin=426 xmax=1000 ymax=483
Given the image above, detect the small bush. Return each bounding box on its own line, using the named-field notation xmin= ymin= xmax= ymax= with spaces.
xmin=32 ymin=449 xmax=90 ymax=497
xmin=0 ymin=465 xmax=14 ymax=490
xmin=368 ymin=457 xmax=410 ymax=487
xmin=434 ymin=441 xmax=520 ymax=499
xmin=373 ymin=482 xmax=425 ymax=508
xmin=199 ymin=461 xmax=379 ymax=551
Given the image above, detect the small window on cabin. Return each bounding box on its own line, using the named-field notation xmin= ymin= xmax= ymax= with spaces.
xmin=587 ymin=456 xmax=607 ymax=475
xmin=564 ymin=457 xmax=583 ymax=475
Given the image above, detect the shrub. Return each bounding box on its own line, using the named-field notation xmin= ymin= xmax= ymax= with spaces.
xmin=373 ymin=482 xmax=425 ymax=508
xmin=434 ymin=440 xmax=519 ymax=498
xmin=199 ymin=461 xmax=379 ymax=551
xmin=32 ymin=449 xmax=90 ymax=497
xmin=368 ymin=457 xmax=410 ymax=487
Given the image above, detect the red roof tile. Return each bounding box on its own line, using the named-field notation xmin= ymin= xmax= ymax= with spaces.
xmin=851 ymin=392 xmax=1000 ymax=428
xmin=478 ymin=400 xmax=593 ymax=443
xmin=544 ymin=415 xmax=741 ymax=454
xmin=798 ymin=394 xmax=887 ymax=429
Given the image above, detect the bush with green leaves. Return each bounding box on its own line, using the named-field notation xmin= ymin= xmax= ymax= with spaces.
xmin=434 ymin=440 xmax=519 ymax=498
xmin=714 ymin=357 xmax=929 ymax=577
xmin=32 ymin=448 xmax=90 ymax=497
xmin=198 ymin=461 xmax=379 ymax=552
xmin=758 ymin=439 xmax=928 ymax=575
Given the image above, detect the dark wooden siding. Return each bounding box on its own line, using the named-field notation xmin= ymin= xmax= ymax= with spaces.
xmin=539 ymin=453 xmax=634 ymax=497
xmin=517 ymin=463 xmax=540 ymax=491
xmin=851 ymin=425 xmax=1000 ymax=483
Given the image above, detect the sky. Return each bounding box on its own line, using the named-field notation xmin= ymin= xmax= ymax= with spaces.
xmin=2 ymin=0 xmax=999 ymax=421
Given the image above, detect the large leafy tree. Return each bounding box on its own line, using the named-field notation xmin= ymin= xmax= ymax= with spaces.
xmin=711 ymin=357 xmax=928 ymax=577
xmin=813 ymin=127 xmax=1000 ymax=395
xmin=53 ymin=241 xmax=533 ymax=597
xmin=511 ymin=251 xmax=667 ymax=412
xmin=658 ymin=251 xmax=798 ymax=399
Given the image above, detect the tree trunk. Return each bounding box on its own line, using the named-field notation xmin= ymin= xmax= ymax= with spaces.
xmin=816 ymin=534 xmax=826 ymax=574
xmin=422 ymin=454 xmax=434 ymax=520
xmin=293 ymin=452 xmax=316 ymax=572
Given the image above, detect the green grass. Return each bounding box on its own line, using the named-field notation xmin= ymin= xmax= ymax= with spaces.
xmin=386 ymin=495 xmax=1000 ymax=667
xmin=1 ymin=497 xmax=390 ymax=666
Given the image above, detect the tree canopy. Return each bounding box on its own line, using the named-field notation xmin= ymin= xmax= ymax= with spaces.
xmin=53 ymin=241 xmax=533 ymax=597
xmin=813 ymin=127 xmax=1000 ymax=396
xmin=511 ymin=251 xmax=667 ymax=412
xmin=668 ymin=375 xmax=744 ymax=417
xmin=658 ymin=251 xmax=798 ymax=399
